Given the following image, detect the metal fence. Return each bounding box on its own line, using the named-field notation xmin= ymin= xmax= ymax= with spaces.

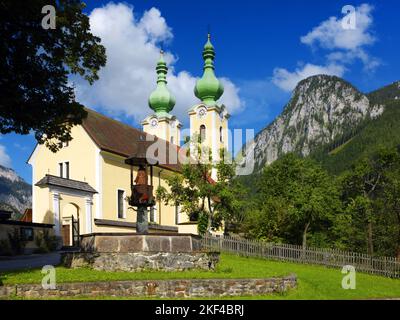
xmin=201 ymin=235 xmax=400 ymax=278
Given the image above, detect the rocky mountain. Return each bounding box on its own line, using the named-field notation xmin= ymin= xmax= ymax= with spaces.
xmin=310 ymin=80 xmax=400 ymax=174
xmin=0 ymin=165 xmax=31 ymax=219
xmin=240 ymin=75 xmax=385 ymax=171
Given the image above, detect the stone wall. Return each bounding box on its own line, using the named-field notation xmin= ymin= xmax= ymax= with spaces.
xmin=68 ymin=233 xmax=213 ymax=272
xmin=80 ymin=233 xmax=202 ymax=253
xmin=62 ymin=251 xmax=220 ymax=271
xmin=0 ymin=275 xmax=297 ymax=298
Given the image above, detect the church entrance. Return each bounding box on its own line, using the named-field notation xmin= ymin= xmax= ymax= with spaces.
xmin=61 ymin=225 xmax=70 ymax=246
xmin=61 ymin=203 xmax=80 ymax=247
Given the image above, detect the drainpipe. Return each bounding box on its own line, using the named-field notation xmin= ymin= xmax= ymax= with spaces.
xmin=158 ymin=169 xmax=164 ymax=225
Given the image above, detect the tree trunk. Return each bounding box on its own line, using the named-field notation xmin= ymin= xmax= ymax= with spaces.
xmin=367 ymin=222 xmax=374 ymax=256
xmin=396 ymin=210 xmax=400 ymax=259
xmin=207 ymin=196 xmax=213 ymax=234
xmin=302 ymin=221 xmax=311 ymax=249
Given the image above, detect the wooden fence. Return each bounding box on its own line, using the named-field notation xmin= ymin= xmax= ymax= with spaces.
xmin=201 ymin=235 xmax=400 ymax=278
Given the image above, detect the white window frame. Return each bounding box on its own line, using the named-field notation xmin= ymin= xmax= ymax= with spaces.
xmin=58 ymin=161 xmax=70 ymax=179
xmin=116 ymin=189 xmax=126 ymax=219
xmin=58 ymin=162 xmax=63 ymax=178
xmin=150 ymin=205 xmax=158 ymax=223
xmin=64 ymin=161 xmax=70 ymax=179
xmin=175 ymin=205 xmax=181 ymax=225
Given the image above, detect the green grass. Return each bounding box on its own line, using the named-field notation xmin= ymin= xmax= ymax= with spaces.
xmin=1 ymin=253 xmax=400 ymax=299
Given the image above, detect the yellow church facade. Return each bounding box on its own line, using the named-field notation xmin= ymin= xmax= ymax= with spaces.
xmin=28 ymin=34 xmax=229 ymax=245
xmin=28 ymin=110 xmax=198 ymax=246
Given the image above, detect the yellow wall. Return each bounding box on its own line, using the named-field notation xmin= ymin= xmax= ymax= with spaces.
xmin=189 ymin=104 xmax=229 ymax=180
xmin=29 ymin=125 xmax=98 ymax=227
xmin=189 ymin=105 xmax=228 ymax=159
xmin=143 ymin=117 xmax=181 ymax=145
xmin=29 ymin=123 xmax=197 ymax=240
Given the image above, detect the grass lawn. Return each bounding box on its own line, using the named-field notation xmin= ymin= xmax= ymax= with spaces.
xmin=1 ymin=253 xmax=400 ymax=299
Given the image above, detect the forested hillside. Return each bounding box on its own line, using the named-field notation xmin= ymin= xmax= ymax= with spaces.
xmin=238 ymin=79 xmax=400 ymax=258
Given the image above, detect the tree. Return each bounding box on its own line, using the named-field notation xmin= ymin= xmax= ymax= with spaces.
xmin=383 ymin=169 xmax=400 ymax=257
xmin=340 ymin=147 xmax=400 ymax=255
xmin=157 ymin=143 xmax=245 ymax=235
xmin=248 ymin=153 xmax=341 ymax=248
xmin=0 ymin=0 xmax=106 ymax=151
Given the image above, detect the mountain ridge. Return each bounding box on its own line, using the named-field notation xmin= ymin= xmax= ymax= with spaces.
xmin=240 ymin=75 xmax=389 ymax=172
xmin=0 ymin=164 xmax=31 ymax=219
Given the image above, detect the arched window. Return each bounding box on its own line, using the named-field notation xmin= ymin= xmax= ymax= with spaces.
xmin=200 ymin=125 xmax=206 ymax=142
xmin=170 ymin=136 xmax=174 ymax=144
xmin=219 ymin=126 xmax=223 ymax=143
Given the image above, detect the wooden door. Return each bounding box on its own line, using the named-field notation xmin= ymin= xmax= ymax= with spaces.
xmin=62 ymin=225 xmax=70 ymax=246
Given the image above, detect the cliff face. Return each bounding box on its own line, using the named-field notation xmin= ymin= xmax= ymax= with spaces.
xmin=241 ymin=75 xmax=384 ymax=170
xmin=0 ymin=165 xmax=31 ymax=218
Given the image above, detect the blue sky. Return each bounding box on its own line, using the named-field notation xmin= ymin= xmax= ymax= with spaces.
xmin=1 ymin=0 xmax=400 ymax=182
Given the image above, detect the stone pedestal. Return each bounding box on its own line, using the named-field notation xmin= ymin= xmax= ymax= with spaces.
xmin=136 ymin=206 xmax=149 ymax=234
xmin=62 ymin=233 xmax=219 ymax=272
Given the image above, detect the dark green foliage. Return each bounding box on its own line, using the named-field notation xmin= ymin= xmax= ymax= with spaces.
xmin=0 ymin=0 xmax=106 ymax=151
xmin=311 ymin=100 xmax=400 ymax=175
xmin=241 ymin=80 xmax=400 ymax=257
xmin=368 ymin=81 xmax=400 ymax=104
xmin=337 ymin=147 xmax=400 ymax=257
xmin=157 ymin=143 xmax=245 ymax=235
xmin=7 ymin=228 xmax=27 ymax=255
xmin=34 ymin=229 xmax=58 ymax=253
xmin=244 ymin=154 xmax=341 ymax=248
xmin=0 ymin=238 xmax=13 ymax=255
xmin=243 ymin=147 xmax=400 ymax=257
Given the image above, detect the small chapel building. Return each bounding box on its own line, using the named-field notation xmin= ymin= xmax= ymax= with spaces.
xmin=27 ymin=34 xmax=230 ymax=246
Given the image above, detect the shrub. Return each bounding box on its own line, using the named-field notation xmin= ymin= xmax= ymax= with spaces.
xmin=34 ymin=230 xmax=59 ymax=253
xmin=0 ymin=239 xmax=13 ymax=256
xmin=8 ymin=228 xmax=27 ymax=255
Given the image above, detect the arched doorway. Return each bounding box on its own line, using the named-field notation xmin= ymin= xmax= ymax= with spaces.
xmin=62 ymin=203 xmax=80 ymax=247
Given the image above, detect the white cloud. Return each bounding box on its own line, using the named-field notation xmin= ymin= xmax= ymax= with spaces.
xmin=272 ymin=3 xmax=379 ymax=92
xmin=300 ymin=4 xmax=375 ymax=51
xmin=0 ymin=145 xmax=11 ymax=167
xmin=301 ymin=3 xmax=379 ymax=71
xmin=75 ymin=3 xmax=243 ymax=125
xmin=272 ymin=63 xmax=346 ymax=92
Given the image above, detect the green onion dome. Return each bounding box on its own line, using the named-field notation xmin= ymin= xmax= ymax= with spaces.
xmin=148 ymin=51 xmax=176 ymax=116
xmin=194 ymin=34 xmax=224 ymax=106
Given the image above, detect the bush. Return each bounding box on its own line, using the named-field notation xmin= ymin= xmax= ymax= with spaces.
xmin=34 ymin=230 xmax=59 ymax=253
xmin=0 ymin=239 xmax=13 ymax=256
xmin=7 ymin=228 xmax=27 ymax=255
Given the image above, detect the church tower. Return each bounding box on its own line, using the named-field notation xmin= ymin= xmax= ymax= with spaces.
xmin=142 ymin=51 xmax=181 ymax=145
xmin=189 ymin=34 xmax=230 ymax=176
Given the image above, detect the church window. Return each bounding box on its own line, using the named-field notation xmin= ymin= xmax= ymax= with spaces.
xmin=117 ymin=189 xmax=125 ymax=219
xmin=150 ymin=206 xmax=157 ymax=223
xmin=59 ymin=163 xmax=63 ymax=178
xmin=200 ymin=125 xmax=206 ymax=142
xmin=220 ymin=126 xmax=223 ymax=143
xmin=65 ymin=162 xmax=69 ymax=179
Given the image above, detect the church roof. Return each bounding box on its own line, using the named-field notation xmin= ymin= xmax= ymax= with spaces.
xmin=36 ymin=174 xmax=98 ymax=194
xmin=82 ymin=108 xmax=182 ymax=172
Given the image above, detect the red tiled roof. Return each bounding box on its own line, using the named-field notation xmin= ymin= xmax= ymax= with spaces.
xmin=20 ymin=209 xmax=32 ymax=222
xmin=81 ymin=108 xmax=182 ymax=172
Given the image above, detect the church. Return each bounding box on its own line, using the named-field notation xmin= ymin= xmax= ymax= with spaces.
xmin=27 ymin=34 xmax=230 ymax=246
